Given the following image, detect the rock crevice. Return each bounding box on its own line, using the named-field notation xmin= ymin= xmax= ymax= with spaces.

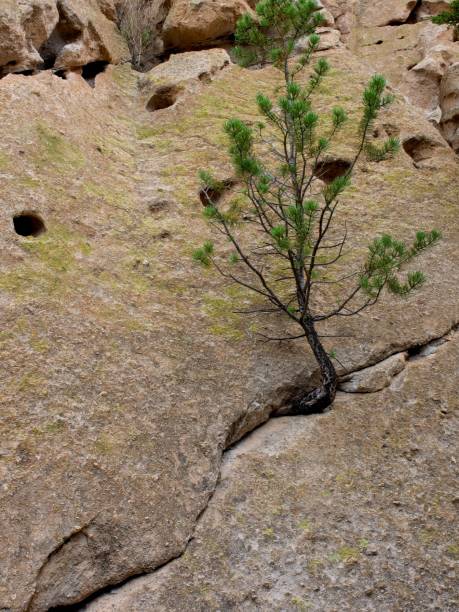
xmin=49 ymin=323 xmax=458 ymax=610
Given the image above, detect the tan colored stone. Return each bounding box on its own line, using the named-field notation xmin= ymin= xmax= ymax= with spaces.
xmin=44 ymin=0 xmax=129 ymax=69
xmin=0 ymin=0 xmax=59 ymax=75
xmin=0 ymin=0 xmax=129 ymax=76
xmin=162 ymin=0 xmax=254 ymax=50
xmin=84 ymin=332 xmax=459 ymax=611
xmin=440 ymin=61 xmax=459 ymax=150
xmin=360 ymin=0 xmax=418 ymax=27
xmin=339 ymin=352 xmax=408 ymax=393
xmin=143 ymin=48 xmax=231 ymax=110
xmin=0 ymin=21 xmax=458 ymax=612
xmin=296 ymin=28 xmax=342 ymax=53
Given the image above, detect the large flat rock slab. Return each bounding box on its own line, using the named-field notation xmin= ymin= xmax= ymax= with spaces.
xmin=0 ymin=48 xmax=458 ymax=609
xmin=86 ymin=331 xmax=459 ymax=611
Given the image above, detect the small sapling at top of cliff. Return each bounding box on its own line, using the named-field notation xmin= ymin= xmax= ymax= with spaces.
xmin=193 ymin=0 xmax=441 ymax=415
xmin=432 ymin=0 xmax=459 ymax=37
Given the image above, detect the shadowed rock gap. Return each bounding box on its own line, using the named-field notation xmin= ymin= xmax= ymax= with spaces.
xmin=13 ymin=212 xmax=46 ymax=237
xmin=39 ymin=3 xmax=82 ymax=70
xmin=313 ymin=159 xmax=351 ymax=183
xmin=146 ymin=85 xmax=180 ymax=111
xmin=44 ymin=323 xmax=458 ymax=610
xmin=82 ymin=61 xmax=109 ymax=87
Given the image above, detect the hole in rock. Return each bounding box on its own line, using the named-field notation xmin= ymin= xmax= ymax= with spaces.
xmin=402 ymin=136 xmax=440 ymax=163
xmin=53 ymin=69 xmax=67 ymax=80
xmin=39 ymin=3 xmax=81 ymax=69
xmin=13 ymin=212 xmax=46 ymax=237
xmin=146 ymin=85 xmax=179 ymax=111
xmin=313 ymin=159 xmax=351 ymax=184
xmin=199 ymin=179 xmax=235 ymax=206
xmin=82 ymin=61 xmax=109 ymax=87
xmin=375 ymin=40 xmax=384 ymax=45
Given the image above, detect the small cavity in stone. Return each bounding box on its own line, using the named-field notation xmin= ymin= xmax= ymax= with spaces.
xmin=402 ymin=136 xmax=439 ymax=163
xmin=199 ymin=179 xmax=234 ymax=206
xmin=13 ymin=212 xmax=46 ymax=237
xmin=146 ymin=85 xmax=179 ymax=111
xmin=82 ymin=61 xmax=109 ymax=87
xmin=313 ymin=159 xmax=351 ymax=184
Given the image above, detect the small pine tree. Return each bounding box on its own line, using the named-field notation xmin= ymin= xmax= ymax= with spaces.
xmin=194 ymin=0 xmax=441 ymax=415
xmin=432 ymin=0 xmax=459 ymax=36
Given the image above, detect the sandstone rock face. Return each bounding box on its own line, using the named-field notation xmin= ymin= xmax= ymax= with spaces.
xmin=85 ymin=331 xmax=459 ymax=611
xmin=0 ymin=0 xmax=129 ymax=76
xmin=143 ymin=48 xmax=231 ymax=110
xmin=355 ymin=14 xmax=459 ymax=142
xmin=1 ymin=45 xmax=458 ymax=609
xmin=440 ymin=62 xmax=459 ymax=150
xmin=162 ymin=0 xmax=254 ymax=50
xmin=296 ymin=28 xmax=342 ymax=54
xmin=1 ymin=1 xmax=459 ymax=610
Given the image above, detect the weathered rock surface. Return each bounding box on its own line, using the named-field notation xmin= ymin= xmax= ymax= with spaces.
xmin=1 ymin=44 xmax=458 ymax=609
xmin=354 ymin=11 xmax=459 ymax=149
xmin=360 ymin=0 xmax=419 ymax=27
xmin=0 ymin=0 xmax=59 ymax=75
xmin=440 ymin=61 xmax=459 ymax=151
xmin=0 ymin=0 xmax=129 ymax=77
xmin=339 ymin=352 xmax=408 ymax=393
xmin=142 ymin=48 xmax=231 ymax=110
xmin=0 ymin=1 xmax=459 ymax=610
xmin=162 ymin=0 xmax=254 ymax=50
xmin=85 ymin=331 xmax=459 ymax=611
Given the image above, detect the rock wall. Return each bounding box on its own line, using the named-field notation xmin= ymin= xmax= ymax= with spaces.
xmin=0 ymin=1 xmax=458 ymax=610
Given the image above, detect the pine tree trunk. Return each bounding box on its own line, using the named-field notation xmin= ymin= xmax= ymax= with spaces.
xmin=278 ymin=318 xmax=338 ymax=416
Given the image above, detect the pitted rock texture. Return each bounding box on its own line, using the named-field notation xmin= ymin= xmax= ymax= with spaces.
xmin=0 ymin=2 xmax=459 ymax=611
xmin=0 ymin=45 xmax=458 ymax=609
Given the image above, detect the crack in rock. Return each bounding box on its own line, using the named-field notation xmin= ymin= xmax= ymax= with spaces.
xmin=27 ymin=516 xmax=100 ymax=611
xmin=35 ymin=323 xmax=458 ymax=610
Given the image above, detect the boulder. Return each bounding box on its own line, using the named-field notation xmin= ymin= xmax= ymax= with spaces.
xmin=406 ymin=42 xmax=459 ymax=112
xmin=0 ymin=0 xmax=129 ymax=76
xmin=39 ymin=0 xmax=129 ymax=70
xmin=440 ymin=62 xmax=459 ymax=150
xmin=162 ymin=0 xmax=254 ymax=50
xmin=296 ymin=28 xmax=342 ymax=53
xmin=143 ymin=48 xmax=231 ymax=110
xmin=0 ymin=0 xmax=59 ymax=76
xmin=360 ymin=0 xmax=418 ymax=27
xmin=338 ymin=352 xmax=408 ymax=393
